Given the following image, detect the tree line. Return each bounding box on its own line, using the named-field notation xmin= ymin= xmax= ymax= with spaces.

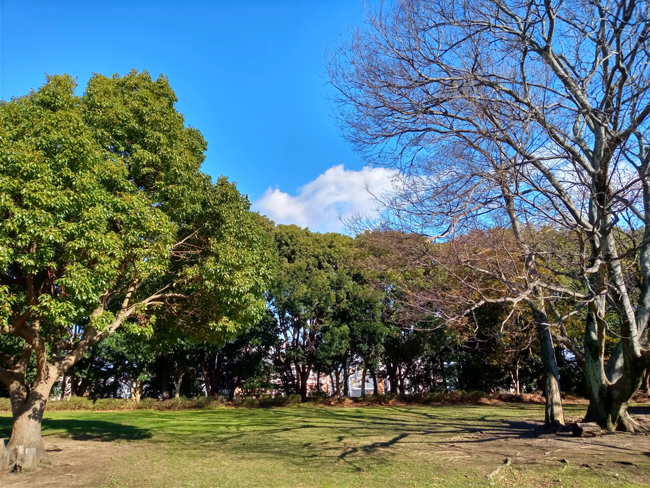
xmin=28 ymin=225 xmax=591 ymax=407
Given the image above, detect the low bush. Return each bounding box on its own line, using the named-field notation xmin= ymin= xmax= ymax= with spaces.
xmin=0 ymin=390 xmax=566 ymax=412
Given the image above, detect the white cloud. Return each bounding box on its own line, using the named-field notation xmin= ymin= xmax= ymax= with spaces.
xmin=253 ymin=165 xmax=397 ymax=232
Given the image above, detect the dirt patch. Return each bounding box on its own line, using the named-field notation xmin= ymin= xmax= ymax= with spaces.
xmin=0 ymin=437 xmax=140 ymax=488
xmin=431 ymin=415 xmax=650 ymax=487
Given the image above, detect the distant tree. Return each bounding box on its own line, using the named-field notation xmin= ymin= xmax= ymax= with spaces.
xmin=0 ymin=71 xmax=273 ymax=463
xmin=93 ymin=330 xmax=157 ymax=402
xmin=268 ymin=225 xmax=355 ymax=400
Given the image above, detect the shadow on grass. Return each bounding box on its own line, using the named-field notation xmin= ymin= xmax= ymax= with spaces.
xmin=628 ymin=406 xmax=650 ymax=415
xmin=0 ymin=416 xmax=152 ymax=442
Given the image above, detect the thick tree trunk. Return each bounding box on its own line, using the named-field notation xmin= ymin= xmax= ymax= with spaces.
xmin=372 ymin=371 xmax=378 ymax=396
xmin=584 ymin=309 xmax=647 ymax=431
xmin=5 ymin=382 xmax=53 ymax=469
xmin=8 ymin=398 xmax=46 ymax=458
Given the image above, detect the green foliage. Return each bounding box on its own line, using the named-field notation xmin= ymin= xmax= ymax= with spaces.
xmin=0 ymin=71 xmax=274 ymax=402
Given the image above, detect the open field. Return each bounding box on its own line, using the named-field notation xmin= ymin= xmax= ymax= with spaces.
xmin=1 ymin=404 xmax=649 ymax=488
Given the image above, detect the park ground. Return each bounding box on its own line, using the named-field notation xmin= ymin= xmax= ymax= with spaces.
xmin=1 ymin=404 xmax=650 ymax=487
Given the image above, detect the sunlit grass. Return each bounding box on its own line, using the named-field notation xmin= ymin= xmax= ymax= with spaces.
xmin=1 ymin=404 xmax=648 ymax=487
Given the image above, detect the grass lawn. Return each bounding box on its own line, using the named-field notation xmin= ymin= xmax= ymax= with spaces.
xmin=1 ymin=403 xmax=649 ymax=487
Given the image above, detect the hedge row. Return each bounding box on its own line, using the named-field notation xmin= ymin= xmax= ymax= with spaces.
xmin=0 ymin=391 xmax=555 ymax=412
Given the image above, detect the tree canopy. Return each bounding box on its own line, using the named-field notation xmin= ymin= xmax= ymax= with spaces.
xmin=0 ymin=70 xmax=274 ymax=460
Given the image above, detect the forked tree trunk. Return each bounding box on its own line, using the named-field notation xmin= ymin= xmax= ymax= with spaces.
xmin=584 ymin=304 xmax=647 ymax=431
xmin=127 ymin=379 xmax=143 ymax=402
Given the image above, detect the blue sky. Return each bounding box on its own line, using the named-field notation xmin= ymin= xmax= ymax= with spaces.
xmin=1 ymin=0 xmax=394 ymax=232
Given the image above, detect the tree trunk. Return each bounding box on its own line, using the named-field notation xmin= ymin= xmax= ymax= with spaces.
xmin=129 ymin=380 xmax=142 ymax=402
xmin=200 ymin=357 xmax=213 ymax=397
xmin=372 ymin=371 xmax=378 ymax=396
xmin=397 ymin=365 xmax=406 ymax=396
xmin=532 ymin=303 xmax=565 ymax=428
xmin=213 ymin=353 xmax=222 ymax=397
xmin=174 ymin=366 xmax=185 ymax=399
xmin=643 ymin=369 xmax=650 ymax=396
xmin=361 ymin=368 xmax=366 ymax=396
xmin=5 ymin=382 xmax=52 ymax=468
xmin=386 ymin=361 xmax=398 ymax=394
xmin=584 ymin=307 xmax=646 ymax=431
xmin=299 ymin=367 xmax=310 ymax=401
xmin=511 ymin=359 xmax=520 ymax=395
xmin=70 ymin=366 xmax=79 ymax=397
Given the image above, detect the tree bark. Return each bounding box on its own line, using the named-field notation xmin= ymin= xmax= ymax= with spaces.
xmin=361 ymin=368 xmax=366 ymax=396
xmin=299 ymin=366 xmax=310 ymax=401
xmin=386 ymin=361 xmax=398 ymax=394
xmin=174 ymin=366 xmax=185 ymax=399
xmin=397 ymin=365 xmax=406 ymax=396
xmin=372 ymin=371 xmax=378 ymax=396
xmin=7 ymin=395 xmax=47 ymax=466
xmin=343 ymin=356 xmax=350 ymax=397
xmin=532 ymin=302 xmax=565 ymax=427
xmin=200 ymin=357 xmax=213 ymax=397
xmin=4 ymin=372 xmax=56 ymax=469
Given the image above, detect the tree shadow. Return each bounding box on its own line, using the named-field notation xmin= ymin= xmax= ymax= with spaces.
xmin=0 ymin=417 xmax=151 ymax=442
xmin=628 ymin=406 xmax=650 ymax=415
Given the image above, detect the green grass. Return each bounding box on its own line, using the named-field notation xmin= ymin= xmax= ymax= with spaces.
xmin=1 ymin=404 xmax=649 ymax=487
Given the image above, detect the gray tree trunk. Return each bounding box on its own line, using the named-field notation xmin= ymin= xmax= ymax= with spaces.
xmin=5 ymin=385 xmax=51 ymax=468
xmin=532 ymin=303 xmax=565 ymax=427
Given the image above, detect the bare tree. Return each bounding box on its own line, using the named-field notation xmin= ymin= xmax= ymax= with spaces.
xmin=331 ymin=0 xmax=650 ymax=430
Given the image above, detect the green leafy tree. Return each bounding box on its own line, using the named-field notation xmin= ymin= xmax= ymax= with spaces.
xmin=269 ymin=225 xmax=355 ymax=400
xmin=0 ymin=71 xmax=273 ymax=462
